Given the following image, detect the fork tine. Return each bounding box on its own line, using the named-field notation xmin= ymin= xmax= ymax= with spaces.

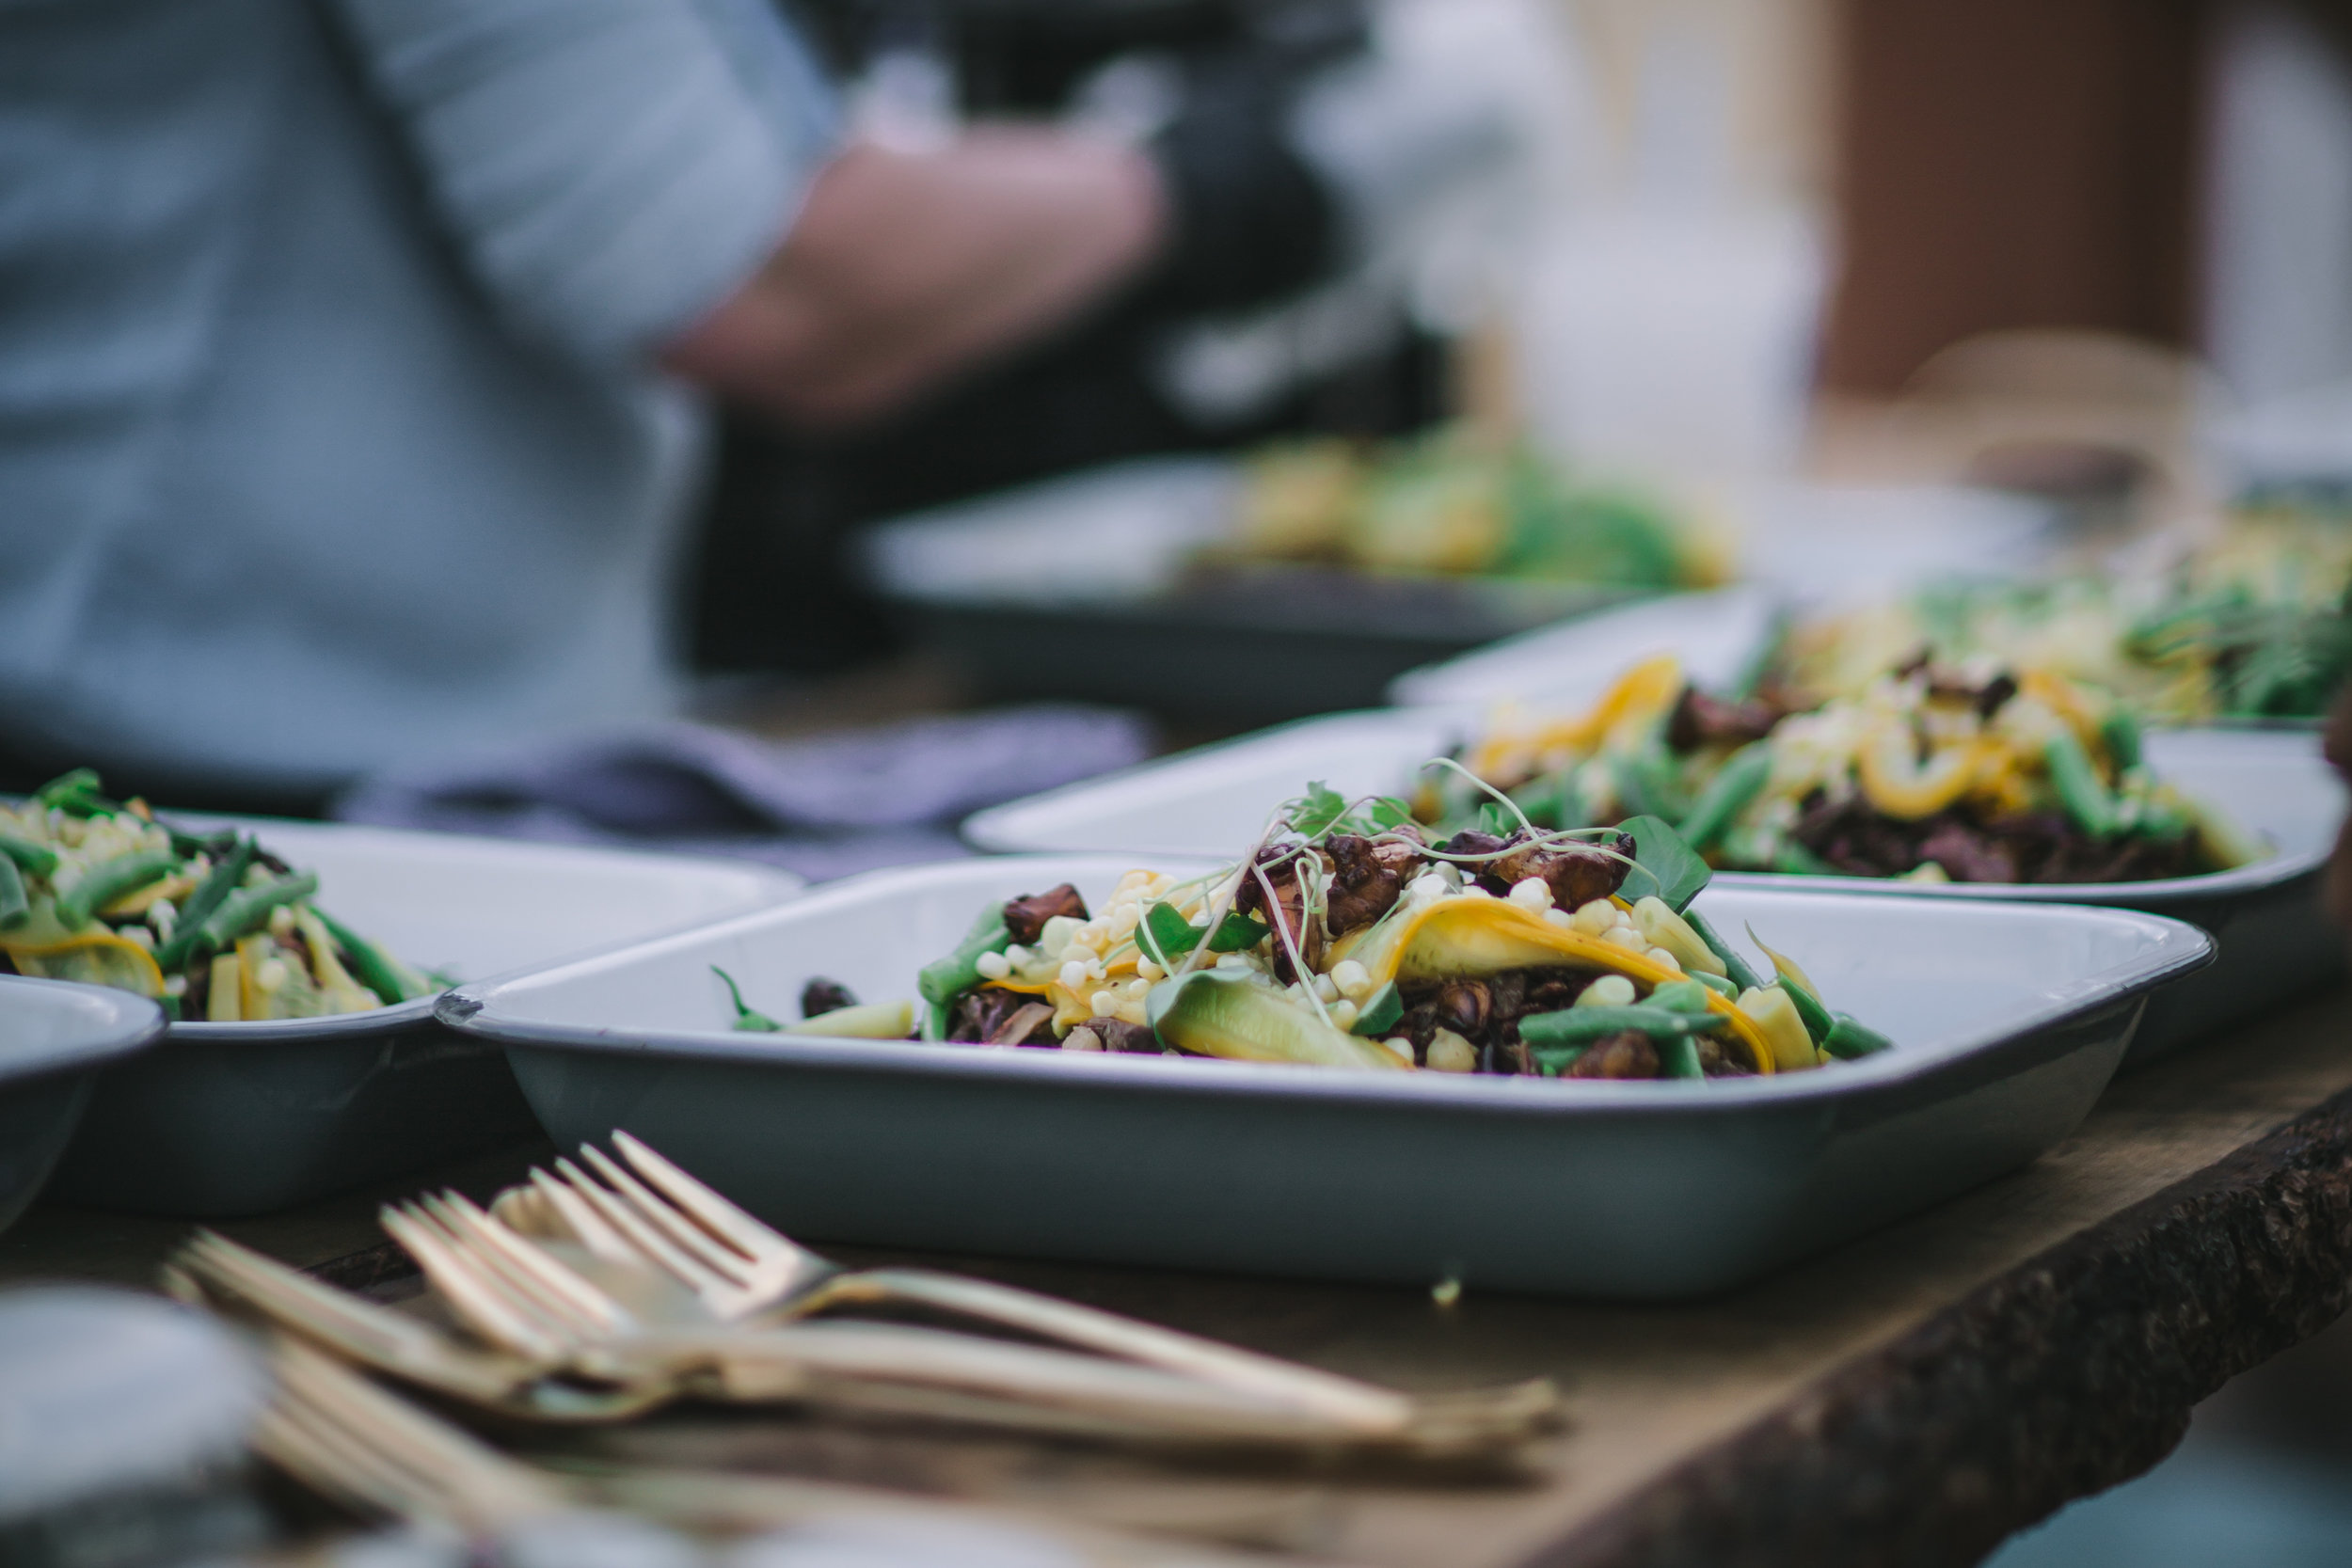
xmin=429 ymin=1192 xmax=636 ymax=1338
xmin=380 ymin=1203 xmax=570 ymax=1363
xmin=254 ymin=1399 xmax=432 ymax=1522
xmin=611 ymin=1130 xmax=793 ymax=1263
xmin=549 ymin=1156 xmax=733 ymax=1298
xmin=577 ymin=1144 xmax=756 ymax=1284
xmin=265 ymin=1338 xmax=560 ymax=1530
xmin=528 ymin=1166 xmax=641 ymax=1266
xmin=410 ymin=1197 xmax=613 ymax=1344
xmin=177 ymin=1232 xmax=457 ymax=1370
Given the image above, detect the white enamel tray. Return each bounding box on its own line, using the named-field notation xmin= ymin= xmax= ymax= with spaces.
xmin=445 ymin=855 xmax=2211 ymax=1299
xmin=963 ymin=720 xmax=2341 ymax=1067
xmin=44 ymin=818 xmax=799 ymax=1217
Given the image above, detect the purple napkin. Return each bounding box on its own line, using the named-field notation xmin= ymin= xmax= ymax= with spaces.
xmin=332 ymin=706 xmax=1152 ymax=881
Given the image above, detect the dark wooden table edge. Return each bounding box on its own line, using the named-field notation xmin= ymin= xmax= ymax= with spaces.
xmin=1534 ymin=1086 xmax=2352 ymax=1568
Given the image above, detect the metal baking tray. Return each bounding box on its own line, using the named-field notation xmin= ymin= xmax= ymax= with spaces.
xmin=961 ymin=721 xmax=2341 ymax=1069
xmin=857 ymin=456 xmax=1647 ymax=724
xmin=0 ymin=976 xmax=165 ymax=1233
xmin=44 ymin=819 xmax=797 ymax=1219
xmin=443 ymin=855 xmax=2212 ymax=1299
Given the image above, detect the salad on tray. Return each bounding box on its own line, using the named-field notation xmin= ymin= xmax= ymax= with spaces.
xmin=1442 ymin=653 xmax=2264 ymax=885
xmin=1784 ymin=507 xmax=2352 ymax=723
xmin=719 ymin=793 xmax=1890 ymax=1080
xmin=0 ymin=770 xmax=433 ymax=1021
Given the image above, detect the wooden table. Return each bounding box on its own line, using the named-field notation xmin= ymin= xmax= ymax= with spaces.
xmin=11 ymin=986 xmax=2352 ymax=1568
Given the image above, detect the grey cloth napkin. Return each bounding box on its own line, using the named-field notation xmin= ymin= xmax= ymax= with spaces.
xmin=331 ymin=706 xmax=1152 ymax=881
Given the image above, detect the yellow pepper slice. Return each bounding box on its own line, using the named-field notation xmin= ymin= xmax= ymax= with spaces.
xmin=1327 ymin=895 xmax=1774 ymax=1073
xmin=2 ymin=929 xmax=167 ymax=999
xmin=1462 ymin=653 xmax=1685 ymax=781
xmin=1857 ymin=728 xmax=1987 ymax=820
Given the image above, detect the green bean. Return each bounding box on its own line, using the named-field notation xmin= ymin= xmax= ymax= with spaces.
xmin=1654 ymin=1035 xmax=1705 ymax=1080
xmin=1729 ymin=610 xmax=1790 ymax=701
xmin=54 ymin=848 xmax=177 ymax=932
xmin=196 ymin=873 xmax=317 ymax=956
xmin=1824 ymin=1013 xmax=1896 ymax=1059
xmin=33 ymin=768 xmax=109 ymax=816
xmin=154 ymin=838 xmax=256 ymax=972
xmin=1682 ymin=908 xmax=1765 ymax=992
xmin=0 ymin=834 xmax=57 ymax=879
xmin=916 ymin=906 xmax=1011 ymax=1008
xmin=1676 ymin=741 xmax=1772 ymax=852
xmin=2100 ymin=709 xmax=2142 ymax=772
xmin=167 ymin=827 xmax=236 ymax=861
xmin=1531 ymin=1042 xmax=1589 ymax=1077
xmin=0 ymin=857 xmax=25 ymax=931
xmin=1773 ymin=975 xmax=1836 ymax=1048
xmin=2045 ymin=729 xmax=2119 ymax=837
xmin=312 ymin=908 xmax=434 ymax=1006
xmin=712 ymin=966 xmax=782 ymax=1032
xmin=921 ymin=1000 xmax=952 ymax=1043
xmin=1689 ymin=968 xmax=1739 ymax=998
xmin=1349 ymin=981 xmax=1403 ymax=1037
xmin=1519 ymin=1005 xmax=1728 ymax=1045
xmin=1646 ymin=979 xmax=1714 ymax=1013
xmin=1614 ymin=744 xmax=1690 ymax=824
xmin=1772 ymin=841 xmax=1837 ymax=877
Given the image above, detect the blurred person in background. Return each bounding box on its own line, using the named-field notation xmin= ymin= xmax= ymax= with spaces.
xmin=0 ymin=0 xmax=1166 ymax=810
xmin=690 ymin=0 xmax=1573 ymax=673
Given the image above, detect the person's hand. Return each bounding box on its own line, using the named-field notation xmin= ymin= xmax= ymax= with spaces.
xmin=662 ymin=129 xmax=1167 ymax=427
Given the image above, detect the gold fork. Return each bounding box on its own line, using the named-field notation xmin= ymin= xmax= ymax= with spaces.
xmin=252 ymin=1336 xmax=567 ymax=1533
xmin=388 ymin=1190 xmax=1448 ymax=1449
xmin=164 ymin=1230 xmax=667 ymax=1423
xmin=255 ymin=1335 xmax=1300 ymax=1567
xmin=498 ymin=1132 xmax=1556 ymax=1439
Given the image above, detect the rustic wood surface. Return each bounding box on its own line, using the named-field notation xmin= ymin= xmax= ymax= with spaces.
xmin=9 ymin=986 xmax=2352 ymax=1568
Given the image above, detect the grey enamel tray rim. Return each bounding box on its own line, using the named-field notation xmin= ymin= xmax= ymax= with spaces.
xmin=962 ymin=712 xmax=2328 ymax=905
xmin=141 ymin=813 xmax=801 ymax=1042
xmin=0 ymin=975 xmax=168 ymax=1083
xmin=441 ymin=879 xmax=2215 ymax=1116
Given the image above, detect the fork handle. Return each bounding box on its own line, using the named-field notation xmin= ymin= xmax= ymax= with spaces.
xmin=795 ymin=1267 xmax=1424 ymax=1433
xmin=615 ymin=1321 xmax=1402 ymax=1449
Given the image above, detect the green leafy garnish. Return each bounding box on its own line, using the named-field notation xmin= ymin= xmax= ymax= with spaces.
xmin=1349 ymin=981 xmax=1404 ymax=1037
xmin=1136 ymin=901 xmax=1271 ymax=966
xmin=1287 ymin=782 xmax=1415 ymax=841
xmin=1616 ymin=815 xmax=1712 ymax=912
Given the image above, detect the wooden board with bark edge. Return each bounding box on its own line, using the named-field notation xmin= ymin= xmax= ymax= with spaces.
xmin=7 ymin=988 xmax=2352 ymax=1567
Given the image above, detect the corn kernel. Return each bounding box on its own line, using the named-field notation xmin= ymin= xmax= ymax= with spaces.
xmin=1578 ymin=974 xmax=1637 ymax=1008
xmin=1426 ymin=1029 xmax=1478 ymax=1072
xmin=1572 ymin=899 xmax=1615 ymax=934
xmin=975 ymin=950 xmax=1011 ymax=981
xmin=1508 ymin=877 xmax=1553 ymax=911
xmin=1328 ymin=958 xmax=1371 ymax=1000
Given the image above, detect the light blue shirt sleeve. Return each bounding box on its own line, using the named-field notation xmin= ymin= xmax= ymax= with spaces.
xmin=324 ymin=0 xmax=839 ymax=366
